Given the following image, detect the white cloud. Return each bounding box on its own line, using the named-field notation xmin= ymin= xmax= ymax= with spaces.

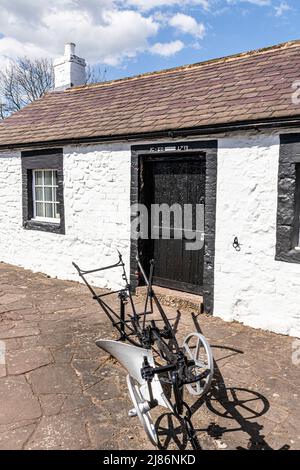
xmin=0 ymin=37 xmax=51 ymax=70
xmin=0 ymin=2 xmax=160 ymax=67
xmin=150 ymin=40 xmax=184 ymax=56
xmin=249 ymin=0 xmax=271 ymax=4
xmin=248 ymin=0 xmax=271 ymax=4
xmin=169 ymin=13 xmax=206 ymax=38
xmin=126 ymin=0 xmax=210 ymax=11
xmin=274 ymin=1 xmax=291 ymax=16
xmin=227 ymin=0 xmax=271 ymax=5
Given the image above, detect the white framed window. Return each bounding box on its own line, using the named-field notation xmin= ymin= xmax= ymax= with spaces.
xmin=32 ymin=170 xmax=60 ymax=223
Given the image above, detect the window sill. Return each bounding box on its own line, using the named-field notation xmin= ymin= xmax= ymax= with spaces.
xmin=32 ymin=217 xmax=60 ymax=224
xmin=23 ymin=219 xmax=65 ymax=235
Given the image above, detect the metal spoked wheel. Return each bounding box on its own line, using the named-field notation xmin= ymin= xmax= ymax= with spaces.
xmin=182 ymin=332 xmax=214 ymax=397
xmin=126 ymin=374 xmax=158 ymax=446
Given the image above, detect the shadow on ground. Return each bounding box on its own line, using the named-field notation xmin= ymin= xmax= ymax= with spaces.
xmin=154 ymin=312 xmax=290 ymax=451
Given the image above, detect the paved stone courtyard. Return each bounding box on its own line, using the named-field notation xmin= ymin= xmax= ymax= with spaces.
xmin=0 ymin=262 xmax=299 ymax=450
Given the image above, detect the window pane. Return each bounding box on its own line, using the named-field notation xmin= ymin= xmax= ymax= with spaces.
xmin=45 ymin=203 xmax=54 ymax=218
xmin=35 ymin=171 xmax=43 ymax=186
xmin=53 ymin=187 xmax=57 ymax=202
xmin=35 ymin=187 xmax=43 ymax=201
xmin=54 ymin=203 xmax=60 ymax=219
xmin=53 ymin=171 xmax=58 ymax=186
xmin=44 ymin=170 xmax=53 ymax=186
xmin=44 ymin=187 xmax=53 ymax=202
xmin=36 ymin=202 xmax=44 ymax=217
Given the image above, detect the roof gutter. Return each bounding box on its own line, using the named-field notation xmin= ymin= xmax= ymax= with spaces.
xmin=1 ymin=116 xmax=300 ymax=151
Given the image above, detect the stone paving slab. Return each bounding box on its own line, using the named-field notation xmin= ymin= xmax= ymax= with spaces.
xmin=0 ymin=376 xmax=41 ymax=425
xmin=7 ymin=347 xmax=53 ymax=375
xmin=0 ymin=262 xmax=299 ymax=450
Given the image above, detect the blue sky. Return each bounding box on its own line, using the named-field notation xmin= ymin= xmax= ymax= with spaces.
xmin=0 ymin=0 xmax=299 ymax=81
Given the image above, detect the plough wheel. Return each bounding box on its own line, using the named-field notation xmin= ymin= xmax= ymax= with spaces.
xmin=182 ymin=332 xmax=214 ymax=397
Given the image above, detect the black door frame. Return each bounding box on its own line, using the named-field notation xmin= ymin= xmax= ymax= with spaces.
xmin=130 ymin=140 xmax=218 ymax=315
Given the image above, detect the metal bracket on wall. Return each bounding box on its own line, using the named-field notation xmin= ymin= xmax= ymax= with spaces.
xmin=233 ymin=236 xmax=242 ymax=252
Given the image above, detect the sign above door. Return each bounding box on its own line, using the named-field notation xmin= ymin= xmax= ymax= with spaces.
xmin=149 ymin=144 xmax=190 ymax=153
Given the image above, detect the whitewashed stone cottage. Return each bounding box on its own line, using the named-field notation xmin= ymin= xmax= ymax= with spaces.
xmin=0 ymin=41 xmax=300 ymax=337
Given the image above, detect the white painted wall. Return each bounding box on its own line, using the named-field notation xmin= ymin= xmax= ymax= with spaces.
xmin=0 ymin=134 xmax=299 ymax=337
xmin=0 ymin=144 xmax=131 ymax=290
xmin=215 ymin=134 xmax=300 ymax=337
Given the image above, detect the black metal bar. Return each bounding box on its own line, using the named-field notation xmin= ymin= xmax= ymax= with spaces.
xmin=93 ymin=289 xmax=124 ymax=299
xmin=153 ymin=363 xmax=177 ymax=374
xmin=119 ymin=252 xmax=141 ymax=335
xmin=72 ymin=255 xmax=123 ymax=276
xmin=119 ymin=294 xmax=126 ymax=341
xmin=143 ymin=259 xmax=154 ymax=329
xmin=152 ymin=329 xmax=177 ymax=363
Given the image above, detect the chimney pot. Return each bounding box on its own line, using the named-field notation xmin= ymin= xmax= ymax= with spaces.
xmin=65 ymin=42 xmax=76 ymax=57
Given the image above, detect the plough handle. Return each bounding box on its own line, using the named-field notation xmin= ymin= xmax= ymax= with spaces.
xmin=72 ymin=255 xmax=124 ymax=277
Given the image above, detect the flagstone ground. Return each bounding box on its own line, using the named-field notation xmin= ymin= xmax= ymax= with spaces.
xmin=0 ymin=262 xmax=299 ymax=450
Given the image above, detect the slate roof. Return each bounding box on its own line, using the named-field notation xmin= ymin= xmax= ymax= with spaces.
xmin=1 ymin=40 xmax=300 ymax=148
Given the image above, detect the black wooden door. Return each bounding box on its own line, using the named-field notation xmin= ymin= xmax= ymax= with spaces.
xmin=142 ymin=155 xmax=205 ymax=294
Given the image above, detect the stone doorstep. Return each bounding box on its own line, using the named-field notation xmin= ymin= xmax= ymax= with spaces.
xmin=135 ymin=285 xmax=203 ymax=312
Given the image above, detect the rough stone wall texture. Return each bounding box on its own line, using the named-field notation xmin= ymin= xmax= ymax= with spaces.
xmin=215 ymin=134 xmax=300 ymax=337
xmin=0 ymin=144 xmax=131 ymax=290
